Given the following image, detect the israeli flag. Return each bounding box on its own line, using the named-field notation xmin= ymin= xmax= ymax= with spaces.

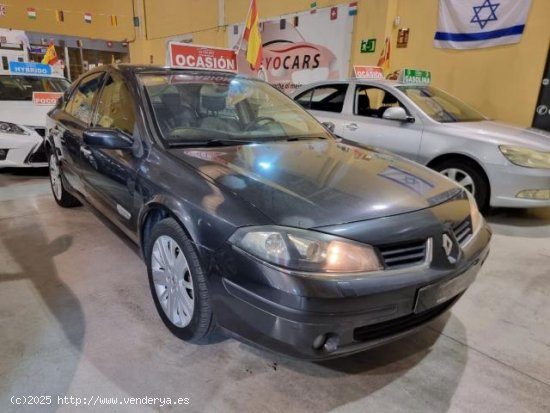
xmin=434 ymin=0 xmax=533 ymax=49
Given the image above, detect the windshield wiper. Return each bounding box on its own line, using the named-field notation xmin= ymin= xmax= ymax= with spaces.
xmin=282 ymin=135 xmax=329 ymax=142
xmin=168 ymin=138 xmax=255 ymax=148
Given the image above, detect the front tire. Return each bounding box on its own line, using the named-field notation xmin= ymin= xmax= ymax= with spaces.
xmin=433 ymin=158 xmax=489 ymax=211
xmin=49 ymin=153 xmax=81 ymax=208
xmin=146 ymin=218 xmax=214 ymax=342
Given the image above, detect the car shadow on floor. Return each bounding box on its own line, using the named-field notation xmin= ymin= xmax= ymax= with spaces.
xmin=485 ymin=207 xmax=550 ymax=237
xmin=0 ymin=222 xmax=84 ymax=411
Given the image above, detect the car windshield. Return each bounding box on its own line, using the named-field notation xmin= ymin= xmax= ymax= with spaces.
xmin=0 ymin=75 xmax=70 ymax=101
xmin=139 ymin=72 xmax=331 ymax=145
xmin=397 ymin=85 xmax=486 ymax=123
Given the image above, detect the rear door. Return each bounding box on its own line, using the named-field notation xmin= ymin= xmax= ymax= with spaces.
xmin=79 ymin=70 xmax=141 ymax=239
xmin=50 ymin=71 xmax=105 ymax=193
xmin=339 ymin=84 xmax=424 ymax=159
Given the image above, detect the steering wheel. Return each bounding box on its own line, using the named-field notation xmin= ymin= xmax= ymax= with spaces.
xmin=245 ymin=116 xmax=277 ymax=131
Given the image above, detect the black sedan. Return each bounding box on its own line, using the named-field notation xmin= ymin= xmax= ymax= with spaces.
xmin=45 ymin=65 xmax=491 ymax=359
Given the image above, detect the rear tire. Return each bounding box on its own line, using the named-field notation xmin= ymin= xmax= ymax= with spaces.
xmin=432 ymin=158 xmax=489 ymax=211
xmin=146 ymin=218 xmax=214 ymax=343
xmin=48 ymin=153 xmax=81 ymax=208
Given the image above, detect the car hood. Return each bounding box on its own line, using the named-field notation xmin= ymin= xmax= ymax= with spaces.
xmin=445 ymin=120 xmax=550 ymax=151
xmin=170 ymin=139 xmax=462 ymax=228
xmin=0 ymin=101 xmax=53 ymax=128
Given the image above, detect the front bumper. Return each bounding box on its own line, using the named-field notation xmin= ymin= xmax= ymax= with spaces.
xmin=209 ymin=223 xmax=491 ymax=360
xmin=0 ymin=129 xmax=47 ymax=168
xmin=488 ymin=164 xmax=550 ymax=208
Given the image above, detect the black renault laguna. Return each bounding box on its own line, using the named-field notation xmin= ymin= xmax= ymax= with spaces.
xmin=45 ymin=65 xmax=491 ymax=359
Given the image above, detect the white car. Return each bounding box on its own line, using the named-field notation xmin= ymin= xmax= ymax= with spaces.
xmin=292 ymin=79 xmax=550 ymax=210
xmin=0 ymin=73 xmax=70 ymax=168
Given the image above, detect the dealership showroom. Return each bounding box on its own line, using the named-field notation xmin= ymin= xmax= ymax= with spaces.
xmin=1 ymin=0 xmax=550 ymax=412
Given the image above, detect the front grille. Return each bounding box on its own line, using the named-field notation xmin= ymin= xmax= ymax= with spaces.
xmin=353 ymin=295 xmax=458 ymax=342
xmin=28 ymin=143 xmax=47 ymax=163
xmin=378 ymin=240 xmax=427 ymax=269
xmin=453 ymin=217 xmax=473 ymax=245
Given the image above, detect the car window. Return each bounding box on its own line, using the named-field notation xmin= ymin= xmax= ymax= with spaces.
xmin=139 ymin=73 xmax=332 ymax=144
xmin=65 ymin=72 xmax=104 ymax=124
xmin=295 ymin=84 xmax=348 ymax=113
xmin=397 ymin=85 xmax=485 ymax=123
xmin=93 ymin=73 xmax=136 ymax=135
xmin=0 ymin=75 xmax=70 ymax=101
xmin=354 ymin=86 xmax=403 ymax=118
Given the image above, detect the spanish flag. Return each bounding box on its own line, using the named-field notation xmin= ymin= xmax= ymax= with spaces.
xmin=42 ymin=43 xmax=58 ymax=65
xmin=243 ymin=0 xmax=262 ymax=69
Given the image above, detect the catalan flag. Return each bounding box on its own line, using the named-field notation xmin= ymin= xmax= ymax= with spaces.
xmin=111 ymin=15 xmax=118 ymax=26
xmin=243 ymin=0 xmax=262 ymax=69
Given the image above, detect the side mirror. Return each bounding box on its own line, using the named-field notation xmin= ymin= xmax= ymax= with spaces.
xmin=382 ymin=107 xmax=414 ymax=123
xmin=83 ymin=128 xmax=133 ymax=150
xmin=322 ymin=121 xmax=335 ymax=132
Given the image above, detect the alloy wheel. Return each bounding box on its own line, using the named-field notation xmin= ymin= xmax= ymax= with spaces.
xmin=49 ymin=154 xmax=63 ymax=201
xmin=440 ymin=167 xmax=476 ymax=195
xmin=151 ymin=235 xmax=194 ymax=327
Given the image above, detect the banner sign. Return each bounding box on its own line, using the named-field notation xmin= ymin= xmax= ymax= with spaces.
xmin=8 ymin=61 xmax=52 ymax=76
xmin=169 ymin=43 xmax=238 ymax=73
xmin=353 ymin=65 xmax=384 ymax=79
xmin=434 ymin=0 xmax=533 ymax=49
xmin=229 ymin=4 xmax=353 ymax=93
xmin=32 ymin=92 xmax=63 ymax=106
xmin=398 ymin=68 xmax=431 ymax=84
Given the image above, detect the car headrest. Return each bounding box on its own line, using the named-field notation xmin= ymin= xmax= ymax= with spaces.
xmin=202 ymin=95 xmax=226 ymax=112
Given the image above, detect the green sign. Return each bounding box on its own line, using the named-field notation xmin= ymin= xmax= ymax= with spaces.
xmin=360 ymin=39 xmax=376 ymax=53
xmin=401 ymin=68 xmax=431 ymax=84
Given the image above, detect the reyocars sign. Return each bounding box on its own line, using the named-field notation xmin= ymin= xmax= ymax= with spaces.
xmin=229 ymin=4 xmax=354 ymax=93
xmin=168 ymin=43 xmax=238 ymax=73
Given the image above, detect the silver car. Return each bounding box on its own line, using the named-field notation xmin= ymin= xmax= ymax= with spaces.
xmin=292 ymin=80 xmax=550 ymax=210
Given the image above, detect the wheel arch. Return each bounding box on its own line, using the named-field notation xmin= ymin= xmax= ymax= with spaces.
xmin=139 ymin=200 xmax=197 ymax=259
xmin=426 ymin=152 xmax=491 ymax=199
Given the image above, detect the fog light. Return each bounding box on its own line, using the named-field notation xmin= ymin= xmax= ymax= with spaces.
xmin=312 ymin=333 xmax=340 ymax=352
xmin=0 ymin=149 xmax=7 ymax=161
xmin=516 ymin=189 xmax=550 ymax=200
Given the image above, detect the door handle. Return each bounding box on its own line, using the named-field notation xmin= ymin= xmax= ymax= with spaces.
xmin=80 ymin=146 xmax=93 ymax=158
xmin=345 ymin=122 xmax=358 ymax=131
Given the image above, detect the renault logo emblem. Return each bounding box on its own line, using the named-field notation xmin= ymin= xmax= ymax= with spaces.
xmin=442 ymin=233 xmax=456 ymax=263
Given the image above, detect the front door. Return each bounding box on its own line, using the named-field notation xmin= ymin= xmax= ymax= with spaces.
xmin=340 ymin=85 xmax=424 ymax=160
xmin=80 ymin=71 xmax=141 ymax=239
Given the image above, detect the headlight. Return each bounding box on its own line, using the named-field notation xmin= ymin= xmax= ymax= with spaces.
xmin=499 ymin=145 xmax=550 ymax=169
xmin=0 ymin=122 xmax=29 ymax=135
xmin=466 ymin=191 xmax=483 ymax=233
xmin=229 ymin=226 xmax=382 ymax=274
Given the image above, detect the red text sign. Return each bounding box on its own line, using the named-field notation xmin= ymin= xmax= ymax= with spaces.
xmin=169 ymin=43 xmax=238 ymax=73
xmin=353 ymin=65 xmax=384 ymax=80
xmin=32 ymin=92 xmax=63 ymax=106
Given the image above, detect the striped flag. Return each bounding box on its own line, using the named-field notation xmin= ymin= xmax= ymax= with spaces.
xmin=349 ymin=2 xmax=358 ymax=16
xmin=111 ymin=15 xmax=118 ymax=26
xmin=310 ymin=1 xmax=317 ymax=14
xmin=243 ymin=0 xmax=263 ymax=69
xmin=434 ymin=0 xmax=533 ymax=49
xmin=42 ymin=43 xmax=58 ymax=65
xmin=56 ymin=10 xmax=64 ymax=22
xmin=84 ymin=12 xmax=92 ymax=23
xmin=27 ymin=8 xmax=37 ymax=20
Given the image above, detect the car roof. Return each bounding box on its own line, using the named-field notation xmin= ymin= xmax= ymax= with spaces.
xmin=107 ymin=64 xmax=241 ymax=78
